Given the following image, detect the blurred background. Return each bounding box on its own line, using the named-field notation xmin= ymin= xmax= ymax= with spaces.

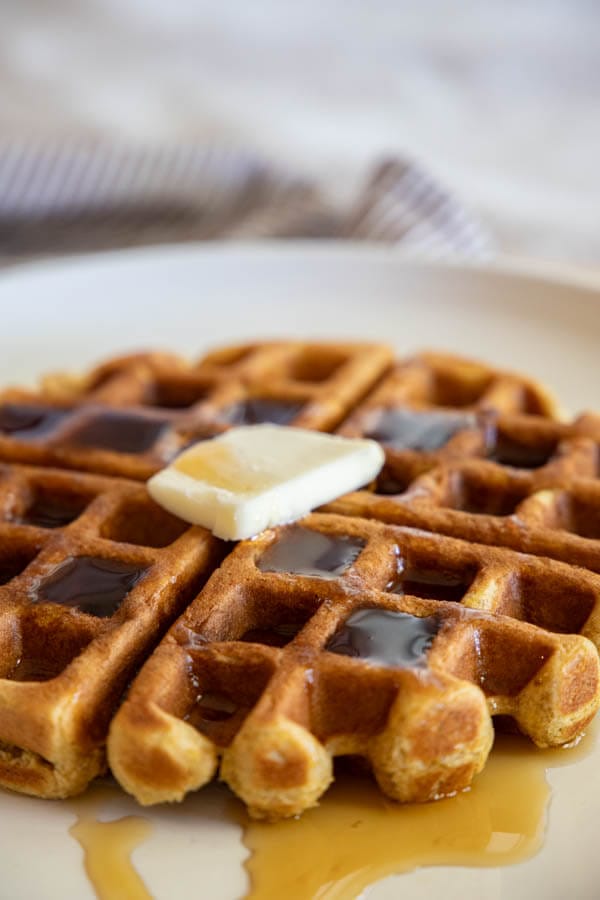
xmin=1 ymin=0 xmax=599 ymax=265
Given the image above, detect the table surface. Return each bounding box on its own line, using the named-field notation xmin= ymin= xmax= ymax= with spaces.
xmin=2 ymin=0 xmax=599 ymax=266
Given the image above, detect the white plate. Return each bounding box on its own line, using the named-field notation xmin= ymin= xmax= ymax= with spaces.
xmin=1 ymin=243 xmax=600 ymax=900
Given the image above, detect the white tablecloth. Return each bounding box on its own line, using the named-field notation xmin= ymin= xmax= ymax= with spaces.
xmin=2 ymin=0 xmax=599 ymax=265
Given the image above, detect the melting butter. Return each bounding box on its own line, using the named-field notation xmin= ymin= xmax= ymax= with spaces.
xmin=148 ymin=425 xmax=384 ymax=540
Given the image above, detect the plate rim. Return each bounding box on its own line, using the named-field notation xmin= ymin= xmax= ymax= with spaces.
xmin=1 ymin=240 xmax=600 ymax=298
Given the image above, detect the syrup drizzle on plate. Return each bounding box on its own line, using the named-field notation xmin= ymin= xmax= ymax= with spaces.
xmin=242 ymin=732 xmax=594 ymax=899
xmin=69 ymin=787 xmax=152 ymax=900
xmin=69 ymin=726 xmax=596 ymax=900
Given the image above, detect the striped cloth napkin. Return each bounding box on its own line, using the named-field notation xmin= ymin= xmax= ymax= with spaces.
xmin=0 ymin=143 xmax=492 ymax=260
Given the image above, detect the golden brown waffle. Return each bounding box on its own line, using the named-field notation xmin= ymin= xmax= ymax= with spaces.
xmin=340 ymin=350 xmax=560 ymax=419
xmin=107 ymin=512 xmax=600 ymax=819
xmin=337 ymin=351 xmax=559 ymax=480
xmin=2 ymin=344 xmax=598 ymax=820
xmin=0 ymin=461 xmax=223 ymax=798
xmin=0 ymin=342 xmax=393 ymax=479
xmin=329 ymin=411 xmax=600 ymax=572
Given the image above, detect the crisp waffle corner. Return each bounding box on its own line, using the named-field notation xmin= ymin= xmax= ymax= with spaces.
xmin=0 ymin=341 xmax=599 ymax=819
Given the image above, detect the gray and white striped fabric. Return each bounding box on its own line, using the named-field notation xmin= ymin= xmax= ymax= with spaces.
xmin=0 ymin=142 xmax=493 ymax=260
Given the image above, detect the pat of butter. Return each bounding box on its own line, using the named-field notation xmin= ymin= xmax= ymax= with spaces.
xmin=148 ymin=424 xmax=384 ymax=540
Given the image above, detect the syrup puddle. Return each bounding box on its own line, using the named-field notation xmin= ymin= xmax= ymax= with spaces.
xmin=242 ymin=729 xmax=596 ymax=900
xmin=68 ymin=727 xmax=596 ymax=900
xmin=69 ymin=785 xmax=153 ymax=900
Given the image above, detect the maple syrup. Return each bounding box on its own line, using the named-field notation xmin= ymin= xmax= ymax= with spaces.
xmin=366 ymin=408 xmax=477 ymax=451
xmin=373 ymin=469 xmax=412 ymax=496
xmin=66 ymin=411 xmax=168 ymax=454
xmin=488 ymin=434 xmax=557 ymax=469
xmin=258 ymin=526 xmax=365 ymax=579
xmin=220 ymin=398 xmax=304 ymax=427
xmin=68 ymin=725 xmax=596 ymax=900
xmin=388 ymin=565 xmax=474 ymax=602
xmin=174 ymin=441 xmax=280 ymax=492
xmin=148 ymin=378 xmax=210 ymax=410
xmin=326 ymin=609 xmax=440 ymax=667
xmin=242 ymin=728 xmax=596 ymax=900
xmin=34 ymin=556 xmax=148 ymax=617
xmin=0 ymin=403 xmax=68 ymax=440
xmin=69 ymin=794 xmax=152 ymax=900
xmin=21 ymin=492 xmax=89 ymax=528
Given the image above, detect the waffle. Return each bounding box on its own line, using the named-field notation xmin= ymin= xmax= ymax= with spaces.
xmin=0 ymin=461 xmax=223 ymax=798
xmin=0 ymin=341 xmax=393 ymax=480
xmin=108 ymin=512 xmax=600 ymax=819
xmin=2 ymin=343 xmax=600 ymax=821
xmin=339 ymin=350 xmax=560 ymax=423
xmin=330 ymin=407 xmax=600 ymax=571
